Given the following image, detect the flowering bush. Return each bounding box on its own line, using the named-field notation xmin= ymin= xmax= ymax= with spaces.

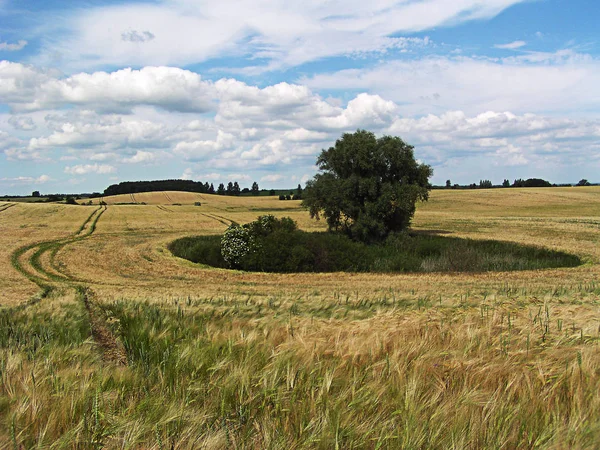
xmin=220 ymin=224 xmax=253 ymax=268
xmin=220 ymin=215 xmax=298 ymax=269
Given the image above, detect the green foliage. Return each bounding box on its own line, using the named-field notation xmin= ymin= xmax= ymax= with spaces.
xmin=219 ymin=215 xmax=298 ymax=269
xmin=172 ymin=223 xmax=581 ymax=273
xmin=513 ymin=178 xmax=552 ymax=187
xmin=168 ymin=235 xmax=226 ymax=268
xmin=302 ymin=130 xmax=433 ymax=242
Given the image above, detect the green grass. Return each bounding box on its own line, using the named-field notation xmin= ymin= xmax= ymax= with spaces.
xmin=169 ymin=231 xmax=582 ymax=273
xmin=3 ymin=295 xmax=599 ymax=448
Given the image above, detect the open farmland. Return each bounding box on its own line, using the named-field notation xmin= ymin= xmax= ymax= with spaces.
xmin=1 ymin=187 xmax=600 ymax=448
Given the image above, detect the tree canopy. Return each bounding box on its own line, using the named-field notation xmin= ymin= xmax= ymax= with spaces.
xmin=302 ymin=130 xmax=432 ymax=242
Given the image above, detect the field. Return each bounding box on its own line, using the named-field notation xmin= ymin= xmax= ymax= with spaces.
xmin=1 ymin=187 xmax=600 ymax=448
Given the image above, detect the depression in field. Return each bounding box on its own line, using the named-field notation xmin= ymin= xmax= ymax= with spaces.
xmin=1 ymin=0 xmax=600 ymax=448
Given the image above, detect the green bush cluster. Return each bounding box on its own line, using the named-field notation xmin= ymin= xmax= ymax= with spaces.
xmin=170 ymin=216 xmax=581 ymax=273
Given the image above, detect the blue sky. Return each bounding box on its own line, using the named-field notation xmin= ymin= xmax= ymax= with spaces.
xmin=1 ymin=0 xmax=599 ymax=194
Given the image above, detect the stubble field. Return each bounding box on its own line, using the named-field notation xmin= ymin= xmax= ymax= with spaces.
xmin=1 ymin=187 xmax=599 ymax=448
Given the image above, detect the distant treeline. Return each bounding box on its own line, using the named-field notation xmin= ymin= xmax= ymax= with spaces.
xmin=104 ymin=179 xmax=215 ymax=196
xmin=432 ymin=178 xmax=596 ymax=190
xmin=103 ymin=179 xmax=304 ymax=198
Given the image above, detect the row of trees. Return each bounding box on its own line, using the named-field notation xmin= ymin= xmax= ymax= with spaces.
xmin=441 ymin=178 xmax=592 ymax=189
xmin=103 ymin=179 xmax=279 ymax=197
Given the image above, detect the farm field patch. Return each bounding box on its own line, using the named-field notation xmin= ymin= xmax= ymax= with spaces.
xmin=1 ymin=188 xmax=600 ymax=448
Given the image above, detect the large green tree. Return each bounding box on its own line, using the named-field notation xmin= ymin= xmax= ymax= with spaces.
xmin=302 ymin=130 xmax=432 ymax=242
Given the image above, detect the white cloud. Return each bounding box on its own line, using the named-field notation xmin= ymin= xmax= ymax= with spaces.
xmin=64 ymin=164 xmax=116 ymax=175
xmin=387 ymin=111 xmax=600 ymax=173
xmin=173 ymin=130 xmax=235 ymax=160
xmin=38 ymin=0 xmax=526 ymax=71
xmin=121 ymin=150 xmax=158 ymax=164
xmin=0 ymin=174 xmax=50 ymax=185
xmin=0 ymin=40 xmax=27 ymax=51
xmin=494 ymin=40 xmax=526 ymax=50
xmin=303 ymin=51 xmax=600 ymax=116
xmin=0 ymin=63 xmax=215 ymax=113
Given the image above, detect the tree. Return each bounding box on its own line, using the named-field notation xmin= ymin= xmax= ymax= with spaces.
xmin=502 ymin=179 xmax=510 ymax=187
xmin=296 ymin=184 xmax=303 ymax=195
xmin=32 ymin=191 xmax=40 ymax=197
xmin=577 ymin=179 xmax=591 ymax=186
xmin=209 ymin=183 xmax=215 ymax=194
xmin=445 ymin=180 xmax=451 ymax=189
xmin=217 ymin=183 xmax=225 ymax=195
xmin=479 ymin=179 xmax=492 ymax=189
xmin=226 ymin=182 xmax=234 ymax=195
xmin=251 ymin=182 xmax=260 ymax=195
xmin=232 ymin=182 xmax=241 ymax=196
xmin=302 ymin=130 xmax=432 ymax=242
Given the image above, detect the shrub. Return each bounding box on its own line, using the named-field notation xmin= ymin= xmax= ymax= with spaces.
xmin=172 ymin=224 xmax=581 ymax=274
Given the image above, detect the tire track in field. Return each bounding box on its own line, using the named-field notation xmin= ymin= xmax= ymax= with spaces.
xmin=7 ymin=207 xmax=125 ymax=365
xmin=157 ymin=205 xmax=173 ymax=213
xmin=0 ymin=203 xmax=16 ymax=213
xmin=11 ymin=206 xmax=107 ymax=290
xmin=200 ymin=212 xmax=233 ymax=226
xmin=163 ymin=191 xmax=173 ymax=203
xmin=130 ymin=193 xmax=137 ymax=204
xmin=79 ymin=287 xmax=127 ymax=365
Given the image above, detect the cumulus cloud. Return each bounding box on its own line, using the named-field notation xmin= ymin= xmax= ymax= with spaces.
xmin=387 ymin=111 xmax=600 ymax=173
xmin=494 ymin=40 xmax=526 ymax=50
xmin=64 ymin=164 xmax=116 ymax=175
xmin=0 ymin=63 xmax=215 ymax=113
xmin=2 ymin=61 xmax=599 ymax=185
xmin=38 ymin=0 xmax=526 ymax=70
xmin=0 ymin=40 xmax=27 ymax=51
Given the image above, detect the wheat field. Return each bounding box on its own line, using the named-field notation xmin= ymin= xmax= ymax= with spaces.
xmin=1 ymin=188 xmax=600 ymax=448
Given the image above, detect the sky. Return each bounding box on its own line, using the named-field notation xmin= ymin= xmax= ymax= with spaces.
xmin=1 ymin=0 xmax=599 ymax=194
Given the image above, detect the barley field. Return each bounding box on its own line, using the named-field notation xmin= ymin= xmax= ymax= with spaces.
xmin=1 ymin=187 xmax=600 ymax=448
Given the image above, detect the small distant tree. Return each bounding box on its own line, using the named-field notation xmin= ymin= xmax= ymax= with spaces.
xmin=445 ymin=180 xmax=451 ymax=189
xmin=502 ymin=179 xmax=510 ymax=187
xmin=577 ymin=179 xmax=591 ymax=186
xmin=32 ymin=191 xmax=40 ymax=197
xmin=251 ymin=182 xmax=260 ymax=195
xmin=479 ymin=179 xmax=493 ymax=189
xmin=209 ymin=183 xmax=216 ymax=194
xmin=226 ymin=182 xmax=234 ymax=195
xmin=65 ymin=197 xmax=77 ymax=205
xmin=217 ymin=183 xmax=225 ymax=195
xmin=302 ymin=130 xmax=432 ymax=242
xmin=233 ymin=182 xmax=241 ymax=196
xmin=296 ymin=184 xmax=303 ymax=195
